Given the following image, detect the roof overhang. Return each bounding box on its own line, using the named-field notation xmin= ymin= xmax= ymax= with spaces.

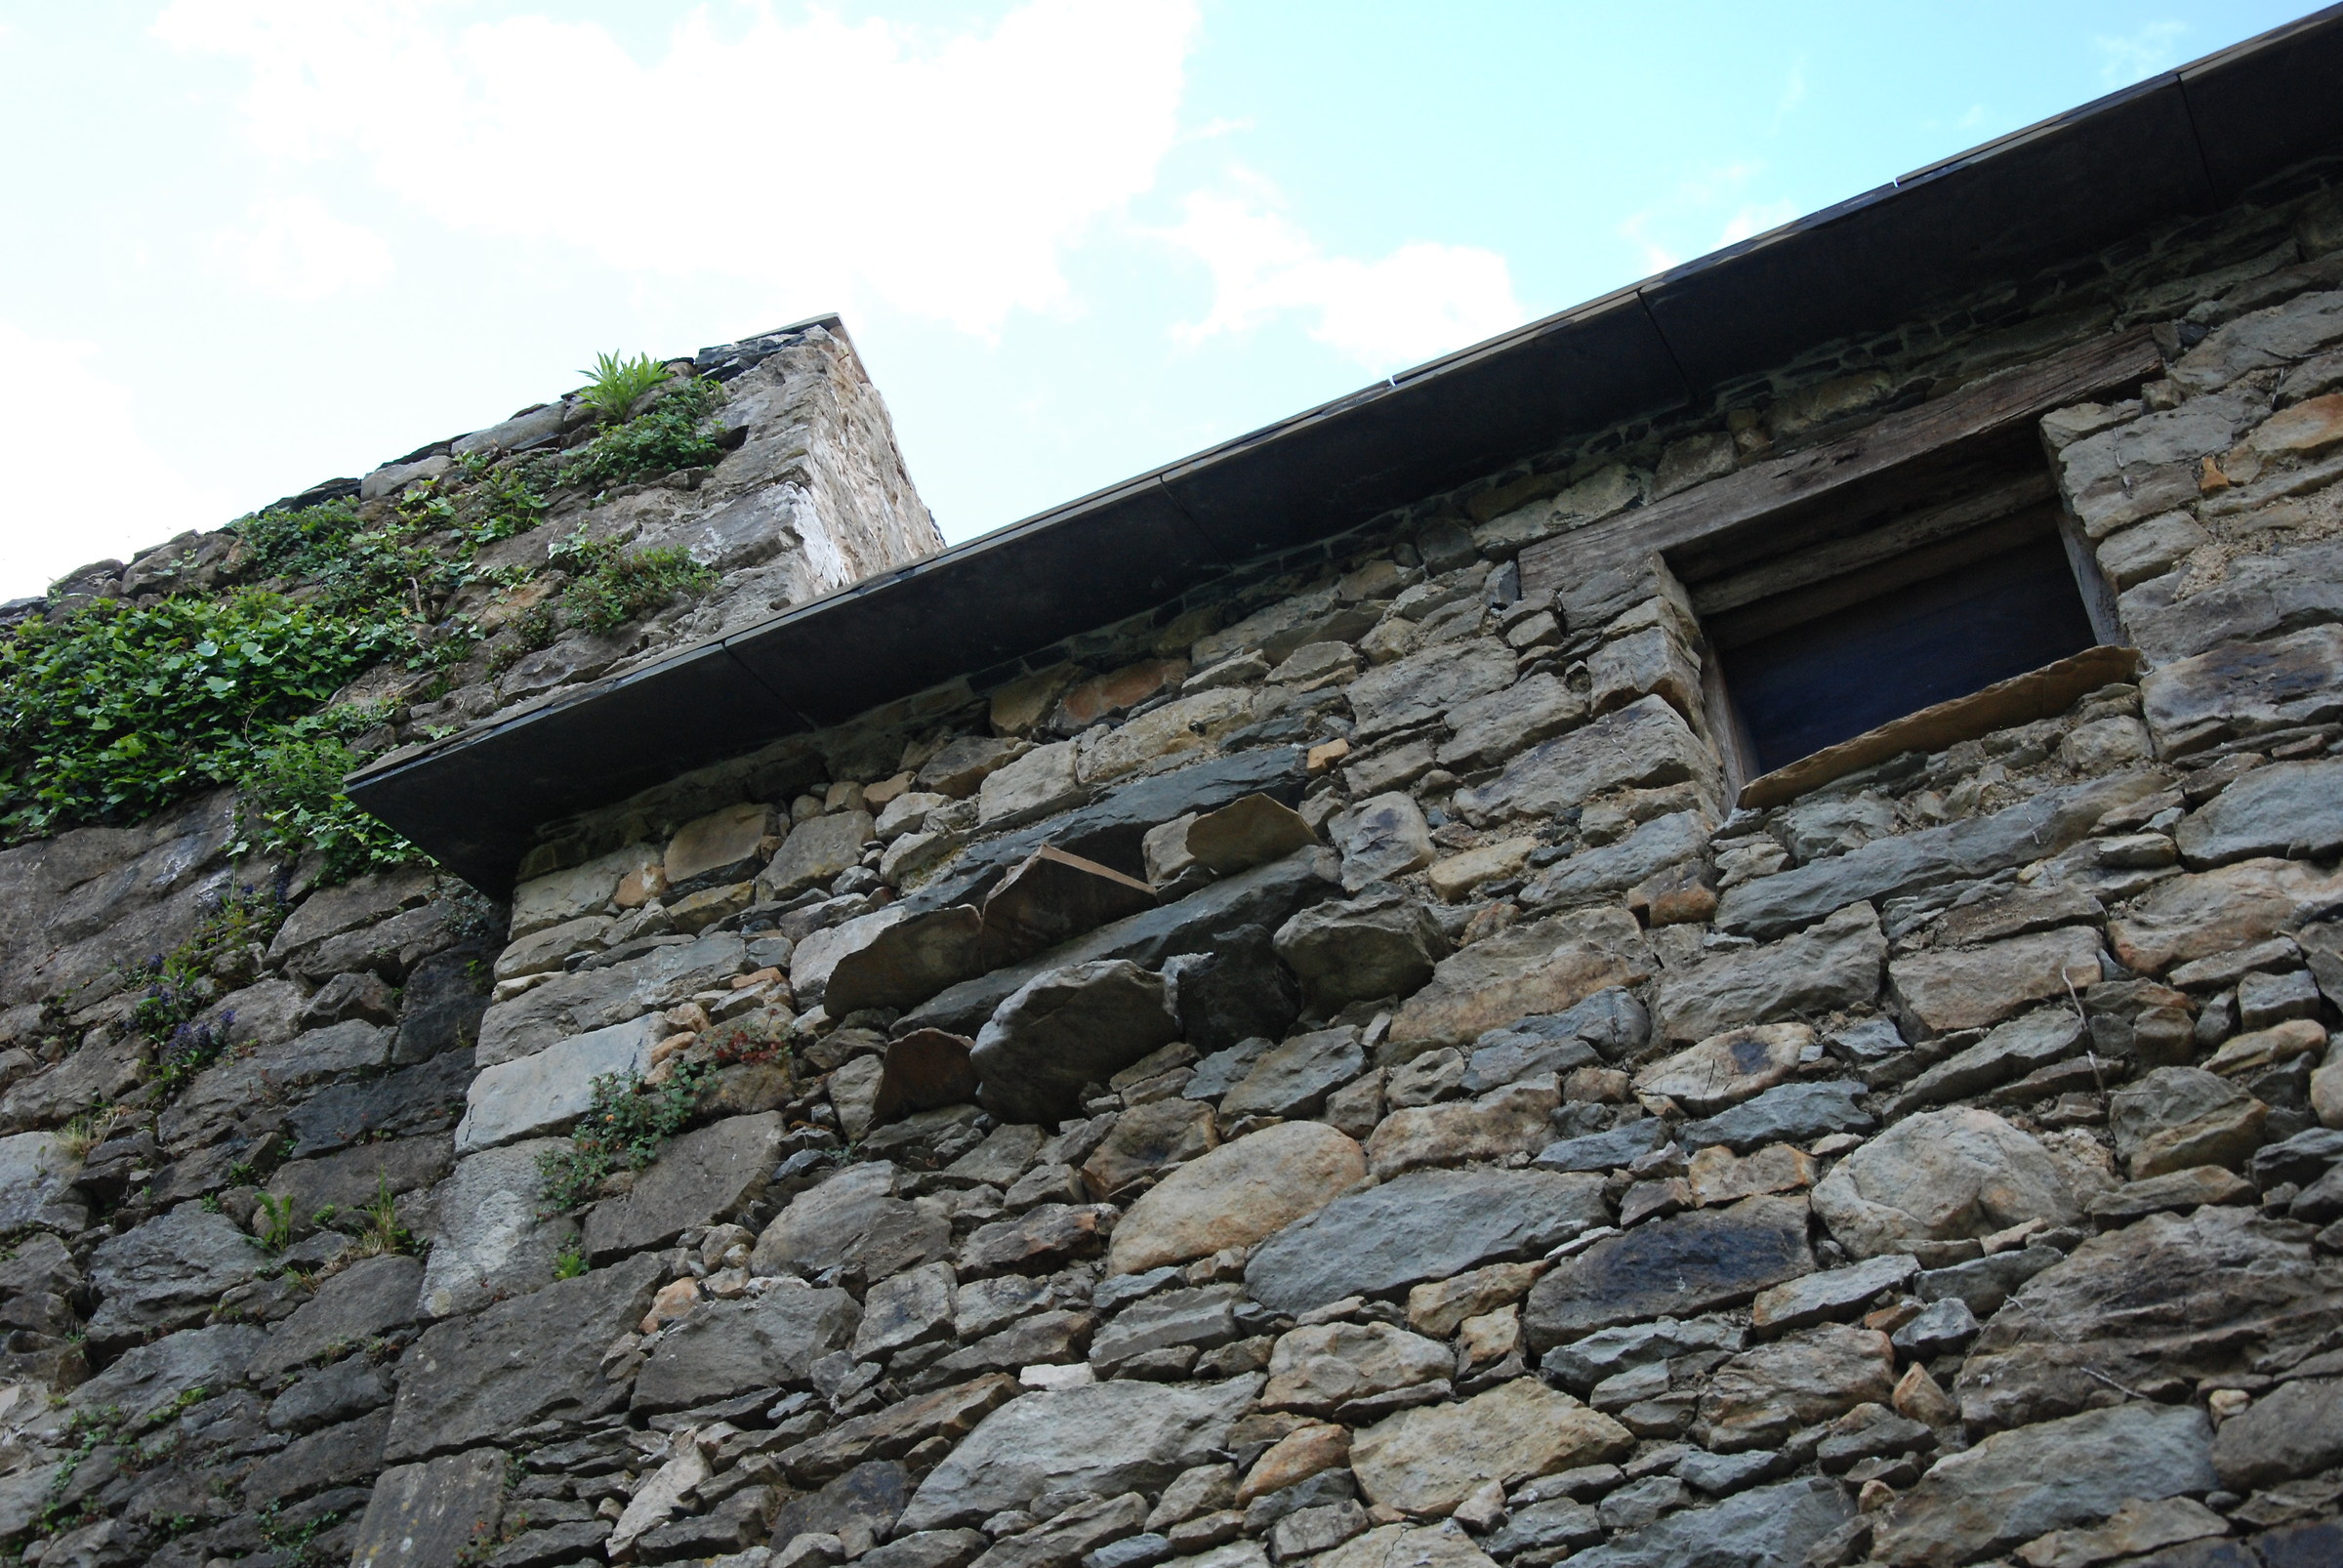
xmin=351 ymin=6 xmax=2343 ymax=896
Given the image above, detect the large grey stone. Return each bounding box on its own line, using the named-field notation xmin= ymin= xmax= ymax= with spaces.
xmin=508 ymin=844 xmax=652 ymax=939
xmin=1678 ymin=1080 xmax=1872 ymax=1153
xmin=1388 ymin=906 xmax=1653 ymax=1056
xmin=897 ymin=1377 xmax=1261 ymax=1532
xmin=766 ymin=810 xmax=877 ymax=896
xmin=1812 ymin=1108 xmax=2079 ymax=1261
xmin=2141 ymin=624 xmax=2343 ymax=754
xmin=1455 ymin=697 xmax=1717 ymax=827
xmin=856 ymin=1260 xmax=958 ymax=1360
xmin=385 ymin=1254 xmax=662 ymax=1461
xmin=86 ymin=1202 xmax=267 ymax=1347
xmin=67 ymin=1323 xmax=265 ymax=1427
xmin=2211 ymin=1376 xmax=2343 ymax=1490
xmin=1692 ymin=1324 xmax=1895 ymax=1452
xmin=1274 ymin=892 xmax=1445 ymax=1009
xmin=1261 ymin=1320 xmax=1452 ymax=1414
xmin=244 ymin=1406 xmax=392 ymax=1507
xmin=250 ymin=1254 xmax=425 ymax=1382
xmin=1336 ymin=793 xmax=1436 ymax=891
xmin=585 ymin=1111 xmax=785 ymax=1260
xmin=454 ymin=1013 xmax=660 ymax=1154
xmin=1535 ymin=1119 xmax=1667 ymax=1173
xmin=349 ymin=1447 xmax=509 ymax=1568
xmin=473 ymin=931 xmax=744 ymax=1067
xmin=902 ymin=849 xmax=1338 ymax=1038
xmin=633 ymin=1281 xmax=859 ymax=1413
xmin=1562 ymin=1477 xmax=1853 ymax=1568
xmin=1220 ymin=1028 xmax=1366 ymax=1120
xmin=1524 ymin=1195 xmax=1812 ymax=1349
xmin=808 ymin=904 xmax=986 ymax=1016
xmin=2178 ymin=759 xmax=2343 ymax=865
xmin=1247 ymin=1167 xmax=1609 ymax=1315
xmin=973 ymin=960 xmax=1179 ymax=1125
xmin=1526 ymin=810 xmax=1711 ymax=910
xmin=418 ymin=1138 xmax=577 ymax=1320
xmin=1349 ymin=639 xmax=1516 ymax=738
xmin=1714 ymin=774 xmax=2165 ymax=938
xmin=1350 ymin=1378 xmax=1631 ymax=1515
xmin=1957 ymin=1207 xmax=2343 ymax=1432
xmin=754 ymin=1160 xmax=944 ymax=1281
xmin=1436 ymin=673 xmax=1586 ymax=769
xmin=1872 ymin=1403 xmax=2215 ymax=1567
xmin=2110 ymin=1065 xmax=2269 ymax=1178
xmin=0 ymin=1131 xmax=88 ymax=1234
xmin=1655 ymin=902 xmax=1884 ymax=1044
xmin=1891 ymin=1008 xmax=2086 ymax=1112
xmin=1109 ymin=1122 xmax=1367 ymax=1275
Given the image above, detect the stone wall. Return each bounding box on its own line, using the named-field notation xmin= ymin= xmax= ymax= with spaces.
xmin=3 ymin=174 xmax=2343 ymax=1568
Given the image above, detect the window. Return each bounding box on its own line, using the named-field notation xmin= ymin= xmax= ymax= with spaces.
xmin=1696 ymin=502 xmax=2098 ymax=778
xmin=1517 ymin=328 xmax=2158 ymax=805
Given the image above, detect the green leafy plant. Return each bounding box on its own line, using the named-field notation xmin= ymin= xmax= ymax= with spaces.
xmin=577 ymin=351 xmax=677 ymax=425
xmin=350 ymin=1174 xmax=413 ymax=1258
xmin=0 ymin=593 xmax=405 ymax=843
xmin=558 ymin=377 xmax=727 ymax=492
xmin=536 ymin=1064 xmax=709 ymax=1214
xmin=253 ymin=1192 xmax=295 ymax=1254
xmin=554 ymin=529 xmax=717 ymax=635
xmin=553 ymin=1244 xmax=588 ymax=1280
xmin=236 ymin=731 xmax=427 ymax=882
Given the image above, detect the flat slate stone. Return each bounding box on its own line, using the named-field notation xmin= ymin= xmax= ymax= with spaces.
xmin=1957 ymin=1206 xmax=2343 ymax=1433
xmin=349 ymin=1447 xmax=509 ymax=1568
xmin=418 ymin=1138 xmax=578 ymax=1321
xmin=85 ymin=1202 xmax=267 ymax=1347
xmin=250 ymin=1254 xmax=425 ymax=1382
xmin=902 ymin=848 xmax=1338 ymax=1039
xmin=1872 ymin=1402 xmax=2214 ymax=1567
xmin=2177 ymin=758 xmax=2343 ymax=866
xmin=1678 ymin=1080 xmax=1872 ymax=1152
xmin=585 ymin=1111 xmax=785 ymax=1260
xmin=1524 ymin=1195 xmax=1812 ymax=1350
xmin=897 ymin=1376 xmax=1261 ymax=1532
xmin=1714 ymin=773 xmax=2161 ymax=939
xmin=1246 ymin=1167 xmax=1609 ymax=1316
xmin=455 ymin=1013 xmax=661 ymax=1154
xmin=287 ymin=1050 xmax=471 ymax=1159
xmin=67 ymin=1322 xmax=266 ymax=1428
xmin=1562 ymin=1477 xmax=1853 ymax=1568
xmin=385 ymin=1254 xmax=661 ymax=1461
xmin=632 ymin=1282 xmax=859 ymax=1414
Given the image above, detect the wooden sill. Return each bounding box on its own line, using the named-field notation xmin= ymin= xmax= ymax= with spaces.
xmin=1735 ymin=643 xmax=2144 ymax=811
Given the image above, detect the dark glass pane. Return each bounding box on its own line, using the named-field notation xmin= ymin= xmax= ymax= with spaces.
xmin=1721 ymin=536 xmax=2096 ymax=776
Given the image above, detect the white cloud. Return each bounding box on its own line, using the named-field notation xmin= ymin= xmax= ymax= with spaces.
xmin=1167 ymin=178 xmax=1524 ymax=373
xmin=0 ymin=319 xmax=235 ymax=598
xmin=2095 ymin=21 xmax=2187 ymax=88
xmin=152 ymin=0 xmax=1201 ymax=337
xmin=216 ymin=193 xmax=393 ymax=301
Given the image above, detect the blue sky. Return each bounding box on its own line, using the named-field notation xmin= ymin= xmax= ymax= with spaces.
xmin=0 ymin=1 xmax=2322 ymax=599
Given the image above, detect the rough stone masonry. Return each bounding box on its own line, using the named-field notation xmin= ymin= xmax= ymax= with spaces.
xmin=6 ymin=52 xmax=2343 ymax=1568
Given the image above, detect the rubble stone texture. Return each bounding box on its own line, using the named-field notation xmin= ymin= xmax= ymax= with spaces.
xmin=6 ymin=164 xmax=2343 ymax=1568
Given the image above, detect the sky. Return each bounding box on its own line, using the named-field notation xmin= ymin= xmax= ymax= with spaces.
xmin=0 ymin=0 xmax=2324 ymax=601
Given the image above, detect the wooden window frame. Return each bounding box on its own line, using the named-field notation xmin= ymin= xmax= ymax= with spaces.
xmin=1519 ymin=328 xmax=2159 ymax=807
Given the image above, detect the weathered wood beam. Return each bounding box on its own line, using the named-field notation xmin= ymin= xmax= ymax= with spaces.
xmin=1521 ymin=327 xmax=2161 ymax=598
